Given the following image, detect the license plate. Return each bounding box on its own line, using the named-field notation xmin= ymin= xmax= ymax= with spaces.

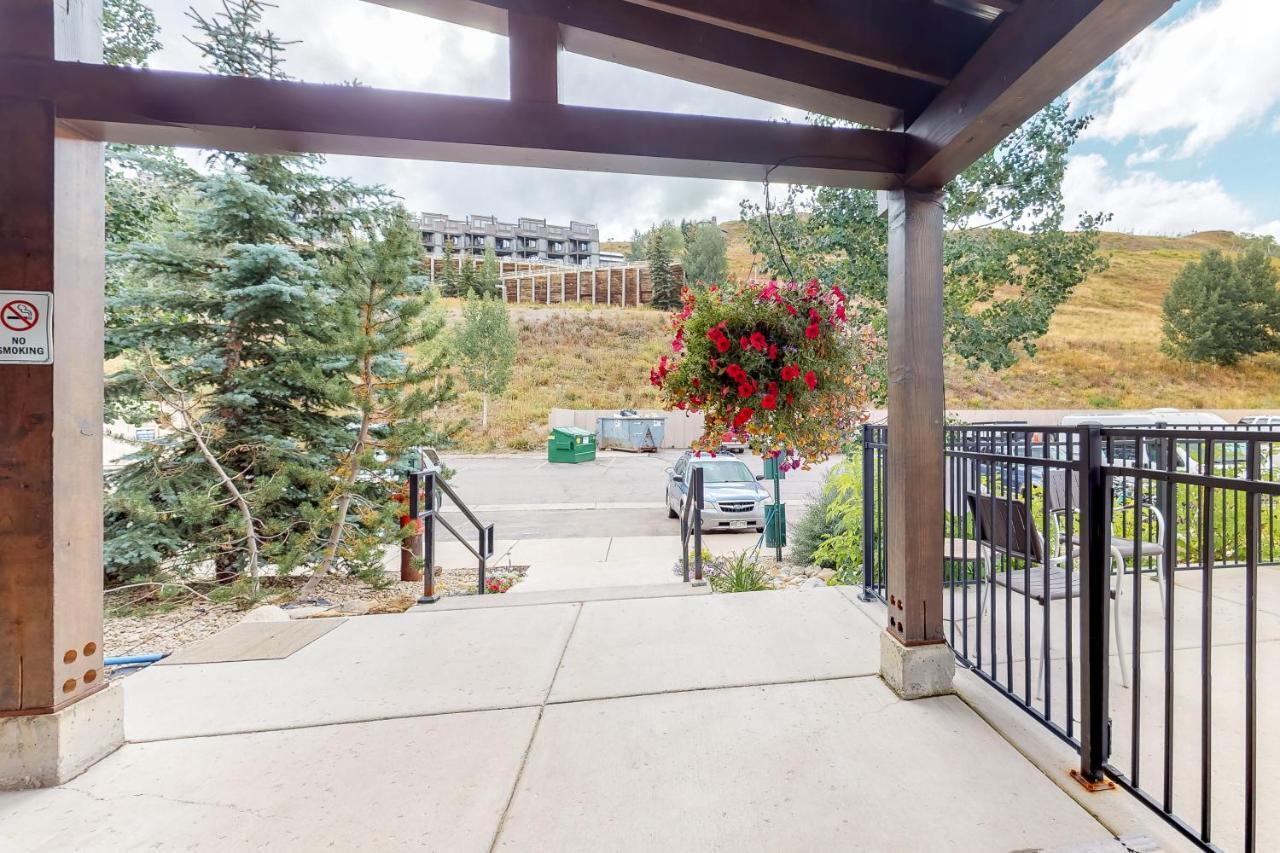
xmin=730 ymin=520 xmax=749 ymax=529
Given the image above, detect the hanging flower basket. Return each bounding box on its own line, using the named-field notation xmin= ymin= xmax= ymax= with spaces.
xmin=650 ymin=279 xmax=880 ymax=470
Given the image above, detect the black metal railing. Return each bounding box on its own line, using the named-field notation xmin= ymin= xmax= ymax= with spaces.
xmin=679 ymin=465 xmax=705 ymax=584
xmin=861 ymin=422 xmax=1279 ymax=853
xmin=405 ymin=468 xmax=495 ymax=602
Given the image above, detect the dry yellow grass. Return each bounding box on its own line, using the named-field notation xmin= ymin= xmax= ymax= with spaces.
xmin=438 ymin=304 xmax=668 ymax=452
xmin=453 ymin=228 xmax=1278 ymax=450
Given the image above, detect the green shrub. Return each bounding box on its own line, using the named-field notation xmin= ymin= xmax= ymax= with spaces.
xmin=1161 ymin=247 xmax=1280 ymax=366
xmin=790 ymin=471 xmax=838 ymax=568
xmin=707 ymin=550 xmax=771 ymax=593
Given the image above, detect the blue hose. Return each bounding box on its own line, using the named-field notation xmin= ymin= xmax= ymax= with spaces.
xmin=104 ymin=653 xmax=168 ymax=667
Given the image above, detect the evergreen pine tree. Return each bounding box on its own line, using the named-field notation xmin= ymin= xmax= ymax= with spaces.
xmin=301 ymin=209 xmax=457 ymax=592
xmin=1162 ymin=247 xmax=1280 ymax=366
xmin=649 ymin=228 xmax=681 ymax=309
xmin=479 ymin=246 xmax=502 ymax=297
xmin=105 ymin=0 xmax=389 ymax=582
xmin=439 ymin=240 xmax=460 ymax=297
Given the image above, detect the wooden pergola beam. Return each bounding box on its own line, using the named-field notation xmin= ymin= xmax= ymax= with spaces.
xmin=621 ymin=0 xmax=995 ymax=83
xmin=0 ymin=58 xmax=906 ymax=188
xmin=369 ymin=0 xmax=940 ymax=128
xmin=904 ymin=0 xmax=1176 ymax=188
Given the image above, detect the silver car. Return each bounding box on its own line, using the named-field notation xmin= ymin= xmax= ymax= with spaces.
xmin=665 ymin=452 xmax=768 ymax=533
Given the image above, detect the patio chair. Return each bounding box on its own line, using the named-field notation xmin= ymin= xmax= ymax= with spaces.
xmin=966 ymin=490 xmax=1130 ymax=696
xmin=1044 ymin=468 xmax=1167 ymax=617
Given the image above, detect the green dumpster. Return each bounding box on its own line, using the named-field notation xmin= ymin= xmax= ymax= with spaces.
xmin=547 ymin=426 xmax=597 ymax=463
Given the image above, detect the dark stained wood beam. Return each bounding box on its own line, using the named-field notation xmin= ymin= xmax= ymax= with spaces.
xmin=0 ymin=59 xmax=905 ymax=188
xmin=904 ymin=0 xmax=1176 ymax=188
xmin=623 ymin=0 xmax=994 ymax=84
xmin=507 ymin=10 xmax=560 ymax=103
xmin=368 ymin=0 xmax=940 ymax=128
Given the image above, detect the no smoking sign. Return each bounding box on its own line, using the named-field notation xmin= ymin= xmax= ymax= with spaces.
xmin=0 ymin=291 xmax=53 ymax=364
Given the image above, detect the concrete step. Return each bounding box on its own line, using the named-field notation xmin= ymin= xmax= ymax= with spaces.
xmin=408 ymin=582 xmax=709 ymax=612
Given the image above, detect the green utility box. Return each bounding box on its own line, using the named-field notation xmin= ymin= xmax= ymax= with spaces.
xmin=547 ymin=426 xmax=597 ymax=463
xmin=765 ymin=503 xmax=787 ymax=548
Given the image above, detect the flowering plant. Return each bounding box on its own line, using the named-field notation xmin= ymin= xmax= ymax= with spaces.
xmin=650 ymin=279 xmax=880 ymax=470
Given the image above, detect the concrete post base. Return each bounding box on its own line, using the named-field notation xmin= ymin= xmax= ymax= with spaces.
xmin=880 ymin=631 xmax=955 ymax=699
xmin=0 ymin=684 xmax=124 ymax=790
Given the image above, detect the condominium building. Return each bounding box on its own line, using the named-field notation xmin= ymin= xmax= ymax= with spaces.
xmin=414 ymin=213 xmax=600 ymax=266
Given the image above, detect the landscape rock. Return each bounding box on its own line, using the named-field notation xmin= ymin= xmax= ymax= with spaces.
xmin=239 ymin=605 xmax=289 ymax=624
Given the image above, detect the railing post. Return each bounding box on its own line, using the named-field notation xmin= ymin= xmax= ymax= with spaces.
xmin=418 ymin=471 xmax=438 ymax=604
xmin=692 ymin=466 xmax=705 ymax=585
xmin=477 ymin=524 xmax=487 ymax=595
xmin=860 ymin=424 xmax=876 ymax=601
xmin=1076 ymin=426 xmax=1112 ymax=787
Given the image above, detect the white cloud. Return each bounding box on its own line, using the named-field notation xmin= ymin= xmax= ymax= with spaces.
xmin=145 ymin=0 xmax=790 ymax=234
xmin=1124 ymin=145 xmax=1166 ymax=167
xmin=1251 ymin=220 xmax=1280 ymax=240
xmin=1077 ymin=0 xmax=1280 ymax=156
xmin=1064 ymin=154 xmax=1257 ymax=235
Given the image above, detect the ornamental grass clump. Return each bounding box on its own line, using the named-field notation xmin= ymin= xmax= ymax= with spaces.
xmin=651 ymin=279 xmax=880 ymax=469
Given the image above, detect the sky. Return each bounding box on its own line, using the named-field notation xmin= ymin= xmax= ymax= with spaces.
xmin=146 ymin=0 xmax=1280 ymax=242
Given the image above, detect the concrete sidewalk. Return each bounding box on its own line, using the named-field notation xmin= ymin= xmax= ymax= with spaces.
xmin=0 ymin=587 xmax=1162 ymax=852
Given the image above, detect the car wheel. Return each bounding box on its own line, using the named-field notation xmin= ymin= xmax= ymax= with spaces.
xmin=756 ymin=526 xmax=765 ymax=533
xmin=667 ymin=499 xmax=678 ymax=519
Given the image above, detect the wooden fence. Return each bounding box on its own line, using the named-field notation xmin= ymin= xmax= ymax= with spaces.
xmin=425 ymin=256 xmax=683 ymax=307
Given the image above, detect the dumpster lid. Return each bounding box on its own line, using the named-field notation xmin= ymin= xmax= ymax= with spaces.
xmin=552 ymin=426 xmax=595 ymax=437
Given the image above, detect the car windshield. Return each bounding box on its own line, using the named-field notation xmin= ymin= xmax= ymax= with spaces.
xmin=691 ymin=459 xmax=755 ymax=483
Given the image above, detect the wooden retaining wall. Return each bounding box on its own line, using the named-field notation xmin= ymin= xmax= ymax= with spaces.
xmin=425 ymin=257 xmax=683 ymax=307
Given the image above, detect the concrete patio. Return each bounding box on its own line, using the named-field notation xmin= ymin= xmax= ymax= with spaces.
xmin=0 ymin=586 xmax=1178 ymax=852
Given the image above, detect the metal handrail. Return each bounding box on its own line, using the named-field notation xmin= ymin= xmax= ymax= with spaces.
xmin=679 ymin=466 xmax=705 ymax=584
xmin=405 ymin=469 xmax=495 ymax=604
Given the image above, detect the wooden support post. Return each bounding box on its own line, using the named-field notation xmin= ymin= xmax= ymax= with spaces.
xmin=879 ymin=187 xmax=953 ymax=698
xmin=1 ymin=0 xmax=122 ymax=787
xmin=508 ymin=11 xmax=560 ymax=105
xmin=607 ymin=269 xmax=612 ymax=305
xmin=560 ymin=270 xmax=565 ymax=303
xmin=592 ymin=271 xmax=597 ymax=304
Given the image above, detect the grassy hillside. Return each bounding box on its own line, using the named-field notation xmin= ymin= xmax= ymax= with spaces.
xmin=449 ymin=228 xmax=1279 ymax=450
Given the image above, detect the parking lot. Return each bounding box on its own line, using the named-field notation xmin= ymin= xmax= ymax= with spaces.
xmin=438 ymin=448 xmax=836 ymax=540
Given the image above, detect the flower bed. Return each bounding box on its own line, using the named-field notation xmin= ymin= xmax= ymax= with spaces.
xmin=651 ymin=280 xmax=880 ymax=468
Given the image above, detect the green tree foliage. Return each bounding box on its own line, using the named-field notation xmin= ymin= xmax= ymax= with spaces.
xmin=452 ymin=295 xmax=518 ymax=429
xmin=682 ymin=222 xmax=727 ymax=285
xmin=648 ymin=227 xmax=681 ymax=309
xmin=628 ymin=220 xmax=685 ymax=261
xmin=439 ymin=240 xmax=461 ymax=297
xmin=104 ymin=0 xmax=393 ymax=582
xmin=1161 ymin=247 xmax=1280 ymax=366
xmin=478 ymin=246 xmax=502 ymax=297
xmin=741 ymin=101 xmax=1109 ymax=388
xmin=304 ymin=209 xmax=457 ymax=589
xmin=103 ymin=0 xmax=161 ymax=67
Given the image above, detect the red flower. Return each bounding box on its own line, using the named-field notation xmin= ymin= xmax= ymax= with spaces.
xmin=726 ymin=363 xmax=745 ymax=380
xmin=834 ymin=303 xmax=847 ymax=323
xmin=767 ymin=343 xmax=778 ymax=361
xmin=785 ymin=392 xmax=794 ymax=405
xmin=672 ymin=328 xmax=684 ymax=352
xmin=733 ymin=407 xmax=754 ymax=428
xmin=714 ymin=337 xmax=730 ymax=353
xmin=804 ymin=279 xmax=820 ymax=299
xmin=804 ymin=370 xmax=818 ymax=391
xmin=805 ymin=322 xmax=821 ymax=340
xmin=710 ymin=357 xmax=719 ymax=371
xmin=784 ymin=303 xmax=798 ymax=316
xmin=737 ymin=382 xmax=755 ymax=398
xmin=781 ymin=364 xmax=800 ymax=382
xmin=761 ymin=392 xmax=778 ymax=410
xmin=739 ymin=336 xmax=750 ymax=350
xmin=750 ymin=331 xmax=768 ymax=351
xmin=832 ymin=285 xmax=847 ymax=303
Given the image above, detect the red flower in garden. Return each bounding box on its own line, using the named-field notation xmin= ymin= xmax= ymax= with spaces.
xmin=767 ymin=343 xmax=778 ymax=361
xmin=726 ymin=363 xmax=745 ymax=380
xmin=781 ymin=364 xmax=800 ymax=382
xmin=804 ymin=279 xmax=820 ymax=299
xmin=715 ymin=337 xmax=730 ymax=353
xmin=784 ymin=303 xmax=798 ymax=316
xmin=737 ymin=381 xmax=755 ymax=398
xmin=761 ymin=393 xmax=778 ymax=411
xmin=832 ymin=285 xmax=847 ymax=303
xmin=733 ymin=407 xmax=754 ymax=428
xmin=750 ymin=331 xmax=768 ymax=351
xmin=834 ymin=303 xmax=847 ymax=323
xmin=805 ymin=322 xmax=821 ymax=340
xmin=672 ymin=328 xmax=685 ymax=352
xmin=739 ymin=336 xmax=750 ymax=349
xmin=804 ymin=370 xmax=818 ymax=391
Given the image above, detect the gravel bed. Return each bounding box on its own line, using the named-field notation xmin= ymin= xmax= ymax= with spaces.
xmin=103 ymin=564 xmax=530 ymax=662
